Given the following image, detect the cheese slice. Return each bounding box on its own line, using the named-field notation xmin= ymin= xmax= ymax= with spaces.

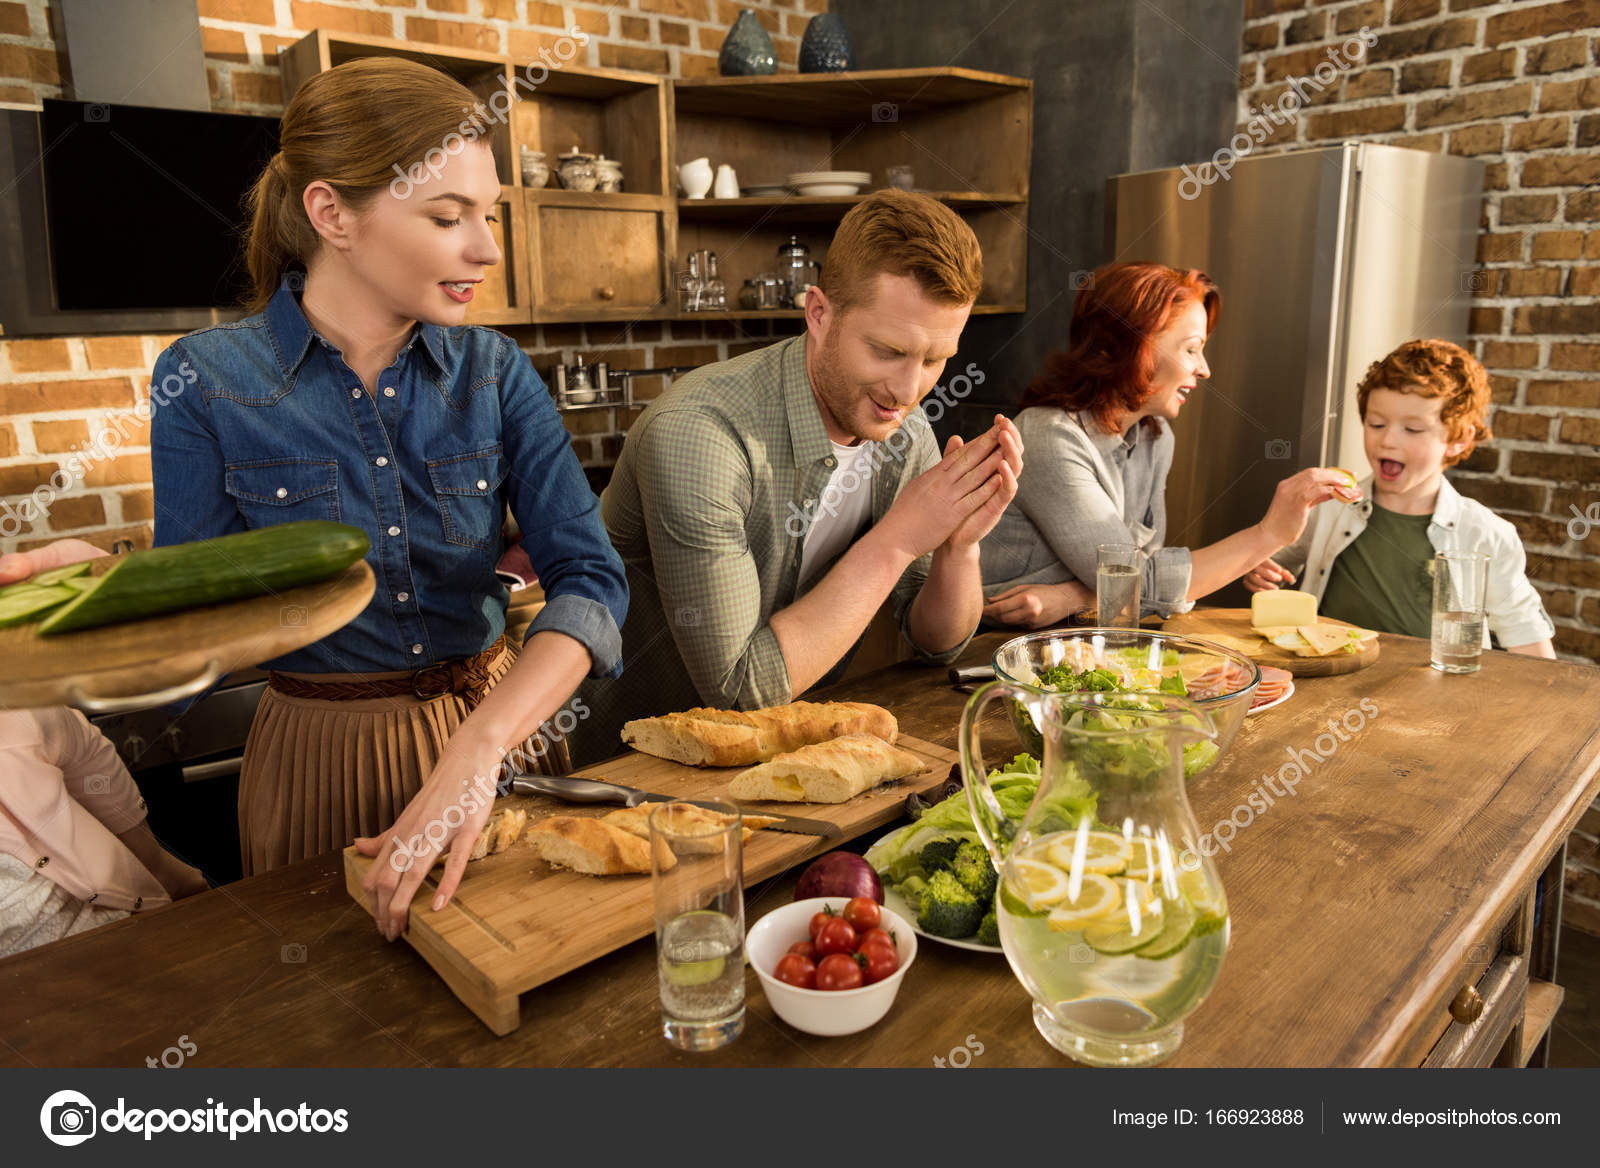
xmin=1299 ymin=623 xmax=1356 ymax=656
xmin=1267 ymin=629 xmax=1312 ymax=653
xmin=1251 ymin=589 xmax=1318 ymax=630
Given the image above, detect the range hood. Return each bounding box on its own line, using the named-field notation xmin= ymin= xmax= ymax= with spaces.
xmin=58 ymin=0 xmax=210 ymax=112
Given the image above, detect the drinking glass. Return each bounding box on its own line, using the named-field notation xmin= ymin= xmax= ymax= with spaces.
xmin=1430 ymin=550 xmax=1489 ymax=674
xmin=1096 ymin=543 xmax=1144 ymax=628
xmin=651 ymin=800 xmax=745 ymax=1050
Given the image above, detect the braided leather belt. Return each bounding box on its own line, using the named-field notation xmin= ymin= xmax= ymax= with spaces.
xmin=268 ymin=635 xmax=508 ymax=710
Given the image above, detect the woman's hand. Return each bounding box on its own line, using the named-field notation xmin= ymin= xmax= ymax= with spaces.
xmin=982 ymin=580 xmax=1094 ymax=629
xmin=1259 ymin=468 xmax=1360 ymax=549
xmin=352 ymin=742 xmax=503 ymax=942
xmin=1242 ymin=558 xmax=1296 ymax=592
xmin=116 ymin=822 xmax=208 ymax=900
xmin=0 ymin=538 xmax=109 ymax=585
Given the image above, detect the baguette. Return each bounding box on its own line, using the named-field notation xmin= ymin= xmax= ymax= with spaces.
xmin=601 ymin=804 xmax=780 ymax=852
xmin=525 ymin=816 xmax=675 ymax=875
xmin=622 ymin=700 xmax=898 ymax=767
xmin=426 ymin=807 xmax=526 ymax=868
xmin=727 ymin=733 xmax=928 ymax=803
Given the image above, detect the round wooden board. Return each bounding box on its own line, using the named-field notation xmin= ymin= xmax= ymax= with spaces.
xmin=0 ymin=560 xmax=375 ymax=711
xmin=1161 ymin=607 xmax=1380 ymax=677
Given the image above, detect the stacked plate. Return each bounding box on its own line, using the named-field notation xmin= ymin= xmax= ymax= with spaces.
xmin=788 ymin=170 xmax=872 ymax=196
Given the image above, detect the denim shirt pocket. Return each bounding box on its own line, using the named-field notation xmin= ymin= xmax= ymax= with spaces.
xmin=224 ymin=458 xmax=340 ymax=525
xmin=427 ymin=444 xmax=507 ymax=549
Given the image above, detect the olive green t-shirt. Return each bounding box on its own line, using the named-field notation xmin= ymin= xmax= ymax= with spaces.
xmin=1319 ymin=504 xmax=1435 ymax=638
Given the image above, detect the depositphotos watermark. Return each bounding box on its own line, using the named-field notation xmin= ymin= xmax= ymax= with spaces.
xmin=1567 ymin=501 xmax=1598 ymax=542
xmin=784 ymin=362 xmax=988 ymax=539
xmin=0 ymin=360 xmax=196 ymax=541
xmin=389 ymin=26 xmax=590 ymax=198
xmin=39 ymin=1089 xmax=349 ymax=1145
xmin=1180 ymin=26 xmax=1378 ymax=200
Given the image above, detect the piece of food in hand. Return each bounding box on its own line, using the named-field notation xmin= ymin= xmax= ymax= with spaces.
xmin=1250 ymin=588 xmax=1318 ymax=630
xmin=1327 ymin=467 xmax=1362 ymax=498
xmin=727 ymin=733 xmax=929 ymax=803
xmin=426 ymin=807 xmax=527 ymax=868
xmin=600 ymin=803 xmax=778 ymax=852
xmin=622 ymin=700 xmax=898 ymax=767
xmin=525 ymin=815 xmax=675 ymax=875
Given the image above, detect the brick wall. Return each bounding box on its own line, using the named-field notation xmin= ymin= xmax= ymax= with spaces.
xmin=0 ymin=0 xmax=820 ymax=554
xmin=1240 ymin=0 xmax=1600 ymax=934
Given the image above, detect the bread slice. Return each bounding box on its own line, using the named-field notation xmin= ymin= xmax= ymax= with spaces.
xmin=428 ymin=807 xmax=526 ymax=868
xmin=525 ymin=815 xmax=675 ymax=875
xmin=621 ymin=700 xmax=898 ymax=767
xmin=601 ymin=803 xmax=781 ymax=852
xmin=727 ymin=733 xmax=928 ymax=803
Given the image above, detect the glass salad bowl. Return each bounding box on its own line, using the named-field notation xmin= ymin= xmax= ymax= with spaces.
xmin=992 ymin=628 xmax=1260 ymax=780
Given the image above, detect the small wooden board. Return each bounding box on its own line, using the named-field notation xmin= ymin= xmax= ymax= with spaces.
xmin=342 ymin=733 xmax=958 ymax=1036
xmin=0 ymin=560 xmax=375 ymax=711
xmin=1163 ymin=606 xmax=1380 ymax=677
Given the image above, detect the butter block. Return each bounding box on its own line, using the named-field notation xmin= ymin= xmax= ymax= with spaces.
xmin=1251 ymin=589 xmax=1317 ymax=630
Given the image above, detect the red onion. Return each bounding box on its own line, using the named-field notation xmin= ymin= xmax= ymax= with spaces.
xmin=794 ymin=852 xmax=883 ymax=904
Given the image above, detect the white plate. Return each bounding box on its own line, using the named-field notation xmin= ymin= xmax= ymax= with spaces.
xmin=871 ymin=826 xmax=1004 ymax=954
xmin=1246 ymin=679 xmax=1295 ymax=716
xmin=788 ymin=170 xmax=871 ymax=184
xmin=793 ymin=182 xmax=862 ymax=196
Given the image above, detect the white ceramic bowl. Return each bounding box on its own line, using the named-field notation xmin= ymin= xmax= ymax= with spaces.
xmin=747 ymin=896 xmax=917 ymax=1036
xmin=793 ymin=182 xmax=862 ymax=196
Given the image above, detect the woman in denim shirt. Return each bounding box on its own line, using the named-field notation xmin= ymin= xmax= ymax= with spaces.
xmin=150 ymin=59 xmax=627 ymax=939
xmin=980 ymin=263 xmax=1356 ymax=628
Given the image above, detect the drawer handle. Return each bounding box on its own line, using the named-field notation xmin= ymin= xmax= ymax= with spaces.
xmin=1450 ymin=983 xmax=1485 ymax=1025
xmin=598 ymin=286 xmax=616 ymax=300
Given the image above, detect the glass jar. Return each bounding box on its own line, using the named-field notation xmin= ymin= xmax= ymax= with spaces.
xmin=678 ymin=251 xmax=705 ymax=312
xmin=558 ymin=148 xmax=597 ymax=192
xmin=703 ymin=252 xmax=727 ymax=310
xmin=776 ymin=235 xmax=812 ymax=307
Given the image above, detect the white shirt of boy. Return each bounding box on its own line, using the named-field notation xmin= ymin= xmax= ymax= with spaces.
xmin=1277 ymin=473 xmax=1555 ymax=649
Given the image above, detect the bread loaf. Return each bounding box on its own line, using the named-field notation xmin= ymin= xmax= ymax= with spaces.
xmin=727 ymin=733 xmax=928 ymax=803
xmin=427 ymin=807 xmax=526 ymax=868
xmin=622 ymin=700 xmax=898 ymax=767
xmin=525 ymin=816 xmax=675 ymax=875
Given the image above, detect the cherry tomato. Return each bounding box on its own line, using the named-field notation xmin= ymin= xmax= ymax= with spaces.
xmin=814 ymin=917 xmax=858 ymax=958
xmin=773 ymin=953 xmax=816 ymax=989
xmin=814 ymin=952 xmax=865 ymax=991
xmin=855 ymin=927 xmax=896 ymax=954
xmin=842 ymin=897 xmax=880 ymax=933
xmin=787 ymin=940 xmax=817 ymax=962
xmin=859 ymin=943 xmax=899 ymax=985
xmin=808 ymin=909 xmax=836 ymax=941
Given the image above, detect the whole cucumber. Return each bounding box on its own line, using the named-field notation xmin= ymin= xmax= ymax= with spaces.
xmin=38 ymin=521 xmax=370 ymax=635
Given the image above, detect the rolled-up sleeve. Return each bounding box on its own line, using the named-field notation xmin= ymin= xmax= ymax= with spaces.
xmin=1013 ymin=424 xmax=1193 ymax=618
xmin=632 ymin=407 xmax=793 ymax=708
xmin=499 ymin=338 xmax=628 ymax=678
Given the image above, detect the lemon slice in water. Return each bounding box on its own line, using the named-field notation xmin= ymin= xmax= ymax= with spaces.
xmin=1010 ymin=858 xmax=1070 ymax=909
xmin=1045 ymin=873 xmax=1122 ymax=931
xmin=1045 ymin=830 xmax=1132 ymax=876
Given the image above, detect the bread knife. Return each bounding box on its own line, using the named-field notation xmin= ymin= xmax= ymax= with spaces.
xmin=510 ymin=774 xmax=842 ymax=838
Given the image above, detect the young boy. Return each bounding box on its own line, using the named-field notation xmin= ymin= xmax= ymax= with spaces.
xmin=1245 ymin=339 xmax=1556 ymax=657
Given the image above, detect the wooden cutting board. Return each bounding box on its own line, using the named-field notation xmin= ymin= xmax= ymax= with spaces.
xmin=342 ymin=733 xmax=958 ymax=1035
xmin=1163 ymin=606 xmax=1380 ymax=677
xmin=0 ymin=560 xmax=374 ymax=711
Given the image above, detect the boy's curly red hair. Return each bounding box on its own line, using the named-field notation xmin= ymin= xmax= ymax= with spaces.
xmin=1356 ymin=339 xmax=1492 ymax=467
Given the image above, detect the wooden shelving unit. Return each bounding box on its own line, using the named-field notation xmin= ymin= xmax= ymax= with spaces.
xmin=278 ymin=35 xmax=1032 ymax=327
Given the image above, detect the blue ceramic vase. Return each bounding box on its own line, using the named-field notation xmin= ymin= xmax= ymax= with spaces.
xmin=719 ymin=9 xmax=777 ymax=76
xmin=799 ymin=13 xmax=854 ymax=73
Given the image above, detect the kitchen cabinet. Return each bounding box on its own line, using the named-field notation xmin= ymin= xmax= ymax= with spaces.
xmin=278 ymin=31 xmax=1031 ymax=327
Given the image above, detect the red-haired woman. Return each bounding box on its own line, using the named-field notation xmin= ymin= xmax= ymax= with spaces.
xmin=980 ymin=262 xmax=1357 ymax=628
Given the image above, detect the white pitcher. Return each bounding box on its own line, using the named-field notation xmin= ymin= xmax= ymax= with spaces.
xmin=713 ymin=163 xmax=740 ymax=199
xmin=678 ymin=157 xmax=713 ymax=199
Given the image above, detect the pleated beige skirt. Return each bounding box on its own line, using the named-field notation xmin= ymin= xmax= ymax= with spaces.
xmin=237 ymin=645 xmax=569 ymax=875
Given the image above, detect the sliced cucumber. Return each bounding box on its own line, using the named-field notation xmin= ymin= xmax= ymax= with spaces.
xmin=38 ymin=521 xmax=370 ymax=635
xmin=30 ymin=562 xmax=92 ymax=586
xmin=0 ymin=585 xmax=77 ymax=628
xmin=61 ymin=577 xmax=100 ymax=593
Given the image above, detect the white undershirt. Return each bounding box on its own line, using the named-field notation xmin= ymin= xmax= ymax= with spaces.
xmin=798 ymin=439 xmax=877 ymax=592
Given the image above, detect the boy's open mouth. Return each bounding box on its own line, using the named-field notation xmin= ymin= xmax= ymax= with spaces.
xmin=1377 ymin=458 xmax=1404 ymax=480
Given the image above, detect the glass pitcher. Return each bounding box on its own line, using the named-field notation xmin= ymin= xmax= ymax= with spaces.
xmin=962 ymin=685 xmax=1228 ymax=1067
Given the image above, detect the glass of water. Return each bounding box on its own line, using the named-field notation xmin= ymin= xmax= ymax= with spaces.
xmin=1096 ymin=543 xmax=1144 ymax=628
xmin=650 ymin=800 xmax=745 ymax=1050
xmin=1430 ymin=550 xmax=1490 ymax=674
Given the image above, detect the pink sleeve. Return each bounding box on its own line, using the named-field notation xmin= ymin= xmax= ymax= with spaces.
xmin=33 ymin=709 xmax=147 ymax=834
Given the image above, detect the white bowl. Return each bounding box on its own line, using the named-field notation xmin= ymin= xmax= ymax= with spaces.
xmin=747 ymin=896 xmax=917 ymax=1036
xmin=788 ymin=170 xmax=871 ymax=185
xmin=793 ymin=182 xmax=863 ymax=196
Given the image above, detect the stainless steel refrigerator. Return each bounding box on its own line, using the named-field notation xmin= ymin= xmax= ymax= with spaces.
xmin=1107 ymin=143 xmax=1485 ymax=598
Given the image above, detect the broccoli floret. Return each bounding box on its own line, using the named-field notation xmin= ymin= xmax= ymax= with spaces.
xmin=898 ymin=874 xmax=928 ymax=911
xmin=950 ymin=840 xmax=998 ymax=902
xmin=976 ymin=907 xmax=1000 ymax=947
xmin=919 ymin=838 xmax=963 ymax=873
xmin=917 ymin=870 xmax=985 ymax=938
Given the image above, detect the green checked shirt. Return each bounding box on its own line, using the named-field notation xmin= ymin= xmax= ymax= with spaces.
xmin=573 ymin=334 xmax=972 ymax=766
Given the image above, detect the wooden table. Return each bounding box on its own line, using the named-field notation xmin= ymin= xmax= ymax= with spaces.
xmin=2 ymin=628 xmax=1597 ymax=1068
